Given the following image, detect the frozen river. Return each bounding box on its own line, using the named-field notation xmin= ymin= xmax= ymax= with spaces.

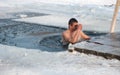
xmin=0 ymin=0 xmax=120 ymax=75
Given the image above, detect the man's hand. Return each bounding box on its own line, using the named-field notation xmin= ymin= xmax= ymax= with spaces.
xmin=77 ymin=24 xmax=82 ymax=31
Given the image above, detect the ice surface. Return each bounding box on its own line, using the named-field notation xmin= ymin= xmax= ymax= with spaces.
xmin=14 ymin=14 xmax=120 ymax=32
xmin=14 ymin=15 xmax=69 ymax=28
xmin=0 ymin=44 xmax=120 ymax=75
xmin=0 ymin=0 xmax=120 ymax=75
xmin=11 ymin=3 xmax=119 ymax=33
xmin=0 ymin=0 xmax=116 ymax=6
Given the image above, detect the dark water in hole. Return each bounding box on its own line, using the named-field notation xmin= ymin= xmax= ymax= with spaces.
xmin=0 ymin=19 xmax=107 ymax=52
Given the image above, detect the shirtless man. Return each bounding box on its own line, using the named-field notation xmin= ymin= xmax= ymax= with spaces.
xmin=62 ymin=18 xmax=90 ymax=46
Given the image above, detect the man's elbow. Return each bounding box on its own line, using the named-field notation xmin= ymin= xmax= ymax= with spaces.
xmin=85 ymin=37 xmax=91 ymax=40
xmin=70 ymin=40 xmax=77 ymax=44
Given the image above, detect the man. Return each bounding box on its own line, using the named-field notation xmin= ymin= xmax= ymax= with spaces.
xmin=62 ymin=18 xmax=90 ymax=46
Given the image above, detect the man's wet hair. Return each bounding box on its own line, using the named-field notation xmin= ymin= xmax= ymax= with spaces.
xmin=68 ymin=18 xmax=78 ymax=25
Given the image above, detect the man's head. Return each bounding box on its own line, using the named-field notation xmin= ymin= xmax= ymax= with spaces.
xmin=68 ymin=18 xmax=79 ymax=31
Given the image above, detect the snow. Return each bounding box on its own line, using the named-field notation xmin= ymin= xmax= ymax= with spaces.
xmin=0 ymin=0 xmax=116 ymax=5
xmin=14 ymin=13 xmax=120 ymax=32
xmin=16 ymin=15 xmax=102 ymax=30
xmin=19 ymin=14 xmax=28 ymax=18
xmin=0 ymin=2 xmax=9 ymax=7
xmin=0 ymin=0 xmax=120 ymax=75
xmin=35 ymin=0 xmax=116 ymax=5
xmin=0 ymin=44 xmax=120 ymax=75
xmin=14 ymin=15 xmax=69 ymax=28
xmin=12 ymin=2 xmax=120 ymax=33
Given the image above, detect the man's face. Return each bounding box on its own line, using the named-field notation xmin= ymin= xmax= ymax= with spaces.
xmin=70 ymin=22 xmax=78 ymax=31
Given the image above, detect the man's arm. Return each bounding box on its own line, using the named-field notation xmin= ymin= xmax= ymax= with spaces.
xmin=80 ymin=31 xmax=90 ymax=40
xmin=70 ymin=29 xmax=80 ymax=44
xmin=62 ymin=25 xmax=83 ymax=44
xmin=62 ymin=29 xmax=80 ymax=44
xmin=69 ymin=25 xmax=82 ymax=44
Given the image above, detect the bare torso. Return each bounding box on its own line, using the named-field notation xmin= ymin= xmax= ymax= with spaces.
xmin=62 ymin=29 xmax=90 ymax=44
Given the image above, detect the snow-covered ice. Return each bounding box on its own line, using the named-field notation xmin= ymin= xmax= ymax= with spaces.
xmin=12 ymin=1 xmax=120 ymax=32
xmin=0 ymin=44 xmax=120 ymax=75
xmin=0 ymin=0 xmax=120 ymax=75
xmin=14 ymin=14 xmax=120 ymax=32
xmin=0 ymin=0 xmax=116 ymax=6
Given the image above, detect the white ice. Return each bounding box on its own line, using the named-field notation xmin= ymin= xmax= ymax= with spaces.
xmin=0 ymin=0 xmax=120 ymax=75
xmin=0 ymin=44 xmax=120 ymax=75
xmin=0 ymin=0 xmax=116 ymax=6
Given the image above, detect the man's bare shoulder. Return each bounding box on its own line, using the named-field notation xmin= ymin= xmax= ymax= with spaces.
xmin=62 ymin=30 xmax=70 ymax=42
xmin=62 ymin=30 xmax=70 ymax=35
